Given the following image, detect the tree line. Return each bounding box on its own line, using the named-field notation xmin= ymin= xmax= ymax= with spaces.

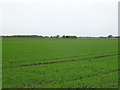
xmin=1 ymin=35 xmax=120 ymax=39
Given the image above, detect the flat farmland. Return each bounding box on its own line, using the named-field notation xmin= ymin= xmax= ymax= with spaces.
xmin=2 ymin=38 xmax=119 ymax=88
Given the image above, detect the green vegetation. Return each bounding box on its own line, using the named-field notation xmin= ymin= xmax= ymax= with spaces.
xmin=0 ymin=37 xmax=2 ymax=89
xmin=2 ymin=38 xmax=119 ymax=88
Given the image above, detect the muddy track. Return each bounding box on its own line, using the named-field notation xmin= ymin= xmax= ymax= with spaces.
xmin=9 ymin=54 xmax=119 ymax=68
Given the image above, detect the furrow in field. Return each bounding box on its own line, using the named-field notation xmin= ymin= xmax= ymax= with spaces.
xmin=9 ymin=53 xmax=119 ymax=68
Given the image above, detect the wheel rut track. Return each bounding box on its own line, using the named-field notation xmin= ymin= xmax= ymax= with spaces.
xmin=9 ymin=51 xmax=117 ymax=63
xmin=9 ymin=53 xmax=119 ymax=68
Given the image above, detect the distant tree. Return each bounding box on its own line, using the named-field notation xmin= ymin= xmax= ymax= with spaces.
xmin=65 ymin=36 xmax=69 ymax=38
xmin=64 ymin=35 xmax=77 ymax=38
xmin=72 ymin=36 xmax=77 ymax=38
xmin=50 ymin=36 xmax=53 ymax=38
xmin=62 ymin=35 xmax=66 ymax=38
xmin=56 ymin=35 xmax=60 ymax=38
xmin=107 ymin=35 xmax=113 ymax=38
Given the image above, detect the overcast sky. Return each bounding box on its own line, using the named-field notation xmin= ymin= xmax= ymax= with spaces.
xmin=0 ymin=0 xmax=119 ymax=36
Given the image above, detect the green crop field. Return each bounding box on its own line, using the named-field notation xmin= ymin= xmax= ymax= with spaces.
xmin=2 ymin=38 xmax=119 ymax=88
